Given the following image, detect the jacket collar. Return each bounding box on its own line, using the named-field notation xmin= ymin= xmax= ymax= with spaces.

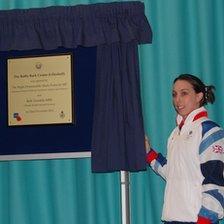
xmin=176 ymin=106 xmax=208 ymax=127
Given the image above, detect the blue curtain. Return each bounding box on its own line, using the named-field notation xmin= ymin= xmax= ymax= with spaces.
xmin=0 ymin=2 xmax=151 ymax=50
xmin=131 ymin=1 xmax=224 ymax=224
xmin=92 ymin=41 xmax=147 ymax=171
xmin=0 ymin=159 xmax=121 ymax=224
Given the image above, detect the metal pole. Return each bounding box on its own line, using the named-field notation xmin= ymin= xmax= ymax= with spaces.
xmin=120 ymin=171 xmax=130 ymax=224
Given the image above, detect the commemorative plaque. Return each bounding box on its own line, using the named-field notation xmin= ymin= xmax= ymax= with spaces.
xmin=7 ymin=54 xmax=73 ymax=126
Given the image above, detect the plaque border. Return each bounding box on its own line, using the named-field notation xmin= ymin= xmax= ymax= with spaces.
xmin=7 ymin=53 xmax=75 ymax=127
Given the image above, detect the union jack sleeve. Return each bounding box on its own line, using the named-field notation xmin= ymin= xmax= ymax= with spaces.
xmin=198 ymin=121 xmax=224 ymax=223
xmin=146 ymin=149 xmax=167 ymax=180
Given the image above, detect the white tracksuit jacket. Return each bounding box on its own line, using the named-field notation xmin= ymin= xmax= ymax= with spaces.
xmin=147 ymin=107 xmax=224 ymax=223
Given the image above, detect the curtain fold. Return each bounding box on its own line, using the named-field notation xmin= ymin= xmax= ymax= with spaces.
xmin=0 ymin=2 xmax=152 ymax=50
xmin=131 ymin=1 xmax=224 ymax=224
xmin=92 ymin=41 xmax=146 ymax=171
xmin=0 ymin=159 xmax=121 ymax=224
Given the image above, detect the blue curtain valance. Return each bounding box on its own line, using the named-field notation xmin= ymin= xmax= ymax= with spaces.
xmin=0 ymin=1 xmax=152 ymax=51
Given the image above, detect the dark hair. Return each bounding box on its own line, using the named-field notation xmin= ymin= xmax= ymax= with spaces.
xmin=173 ymin=74 xmax=215 ymax=106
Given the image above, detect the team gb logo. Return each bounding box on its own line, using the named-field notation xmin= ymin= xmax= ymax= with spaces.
xmin=212 ymin=145 xmax=224 ymax=154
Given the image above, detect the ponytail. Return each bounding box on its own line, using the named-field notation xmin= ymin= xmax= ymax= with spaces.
xmin=204 ymin=85 xmax=215 ymax=105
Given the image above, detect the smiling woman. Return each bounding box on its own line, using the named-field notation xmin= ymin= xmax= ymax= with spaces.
xmin=172 ymin=74 xmax=215 ymax=120
xmin=146 ymin=74 xmax=224 ymax=224
xmin=172 ymin=80 xmax=203 ymax=119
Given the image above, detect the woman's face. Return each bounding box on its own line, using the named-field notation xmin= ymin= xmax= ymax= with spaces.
xmin=172 ymin=80 xmax=203 ymax=119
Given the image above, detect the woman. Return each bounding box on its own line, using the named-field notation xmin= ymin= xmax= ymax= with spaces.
xmin=146 ymin=74 xmax=224 ymax=224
